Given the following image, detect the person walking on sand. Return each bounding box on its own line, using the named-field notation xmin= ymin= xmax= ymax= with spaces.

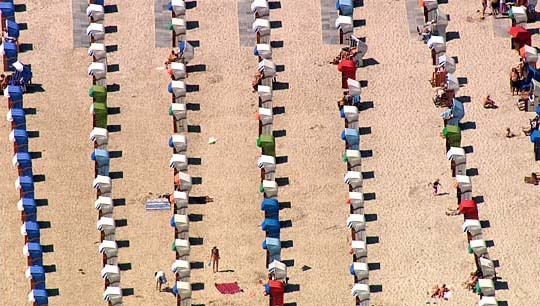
xmin=210 ymin=246 xmax=220 ymax=273
xmin=429 ymin=179 xmax=441 ymax=196
xmin=481 ymin=0 xmax=488 ymax=19
xmin=155 ymin=270 xmax=167 ymax=292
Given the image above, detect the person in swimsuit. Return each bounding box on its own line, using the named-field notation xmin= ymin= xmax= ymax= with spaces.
xmin=154 ymin=271 xmax=167 ymax=292
xmin=210 ymin=246 xmax=220 ymax=273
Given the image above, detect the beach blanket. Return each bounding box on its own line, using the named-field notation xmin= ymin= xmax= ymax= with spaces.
xmin=215 ymin=282 xmax=242 ymax=294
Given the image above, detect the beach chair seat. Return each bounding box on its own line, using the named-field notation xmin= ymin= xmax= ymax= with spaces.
xmin=171 ymin=259 xmax=191 ymax=278
xmin=345 ymin=149 xmax=361 ymax=168
xmin=88 ymin=62 xmax=107 ymax=80
xmin=6 ymin=107 xmax=26 ymax=129
xmin=95 ymin=196 xmax=114 ymax=214
xmin=258 ymin=85 xmax=272 ymax=103
xmin=87 ymin=23 xmax=105 ymax=41
xmin=101 ymin=264 xmax=121 ymax=283
xmin=178 ymin=41 xmax=194 ymax=63
xmin=169 ymin=154 xmax=188 ymax=171
xmin=170 ymin=62 xmax=186 ymax=80
xmin=262 ymin=180 xmax=278 ymax=197
xmin=346 ymin=214 xmax=366 ymax=232
xmin=254 ymin=43 xmax=272 ymax=59
xmin=173 ymin=238 xmax=190 ymax=257
xmin=469 ymin=239 xmax=487 ymax=256
xmin=251 ymin=0 xmax=269 ymax=17
xmin=169 ymin=0 xmax=186 ymax=16
xmin=170 ymin=18 xmax=186 ymax=36
xmin=170 ymin=214 xmax=189 ymax=232
xmin=99 ymin=240 xmax=118 ymax=259
xmin=173 ymin=281 xmax=192 ymax=298
xmin=87 ymin=4 xmax=105 ymax=21
xmin=90 ymin=127 xmax=109 ymax=146
xmin=174 ymin=172 xmax=192 ymax=192
xmin=93 ymin=175 xmax=112 ymax=193
xmin=253 ymin=18 xmax=271 ymax=36
xmin=268 ymin=260 xmax=287 ymax=280
xmin=351 ymin=283 xmax=370 ymax=301
xmin=169 ymin=134 xmax=187 ymax=152
xmin=103 ymin=286 xmax=123 ymax=304
xmin=350 ymin=262 xmax=369 ymax=280
xmin=351 ymin=240 xmax=367 ymax=258
xmin=23 ymin=242 xmax=43 ymax=266
xmin=18 ymin=198 xmax=37 ymax=222
xmin=88 ymin=43 xmax=107 ymax=60
xmin=20 ymin=221 xmax=40 ymax=241
xmin=173 ymin=191 xmax=189 ymax=209
xmin=97 ymin=216 xmax=116 ymax=236
xmin=348 ymin=191 xmax=364 ymax=209
xmin=168 ymin=80 xmax=186 ymax=98
xmin=28 ymin=289 xmax=48 ymax=306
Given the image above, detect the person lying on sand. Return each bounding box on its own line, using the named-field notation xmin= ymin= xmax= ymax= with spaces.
xmin=463 ymin=271 xmax=481 ymax=291
xmin=483 ymin=95 xmax=498 ymax=109
xmin=252 ymin=71 xmax=264 ymax=92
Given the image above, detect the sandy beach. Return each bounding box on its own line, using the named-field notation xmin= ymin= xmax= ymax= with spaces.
xmin=1 ymin=0 xmax=539 ymax=305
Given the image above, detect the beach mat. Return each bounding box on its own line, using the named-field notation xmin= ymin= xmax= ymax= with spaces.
xmin=146 ymin=198 xmax=171 ymax=210
xmin=215 ymin=282 xmax=242 ymax=294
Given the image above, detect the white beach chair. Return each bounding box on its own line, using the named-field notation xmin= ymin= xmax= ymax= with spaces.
xmin=469 ymin=239 xmax=487 ymax=256
xmin=257 ymin=155 xmax=276 ymax=173
xmin=446 ymin=73 xmax=459 ymax=92
xmin=172 ymin=214 xmax=189 ymax=233
xmin=171 ymin=0 xmax=186 ymax=16
xmin=87 ymin=4 xmax=105 ymax=21
xmin=90 ymin=127 xmax=109 ymax=146
xmin=98 ymin=240 xmax=118 ymax=259
xmin=171 ymin=259 xmax=191 ymax=278
xmin=258 ymin=59 xmax=276 ymax=78
xmin=427 ymin=36 xmax=446 ymax=53
xmin=447 ymin=147 xmax=466 ymax=175
xmin=97 ymin=217 xmax=116 ymax=236
xmin=88 ymin=62 xmax=107 ymax=80
xmin=87 ymin=23 xmax=105 ymax=41
xmin=257 ymin=85 xmax=272 ymax=103
xmin=170 ymin=134 xmax=187 ymax=152
xmin=252 ymin=18 xmax=271 ymax=36
xmin=349 ymin=191 xmax=364 ymax=209
xmin=170 ymin=80 xmax=186 ymax=98
xmin=478 ymin=296 xmax=498 ymax=306
xmin=351 ymin=283 xmax=370 ymax=301
xmin=251 ymin=0 xmax=269 ymax=17
xmin=478 ymin=278 xmax=495 ymax=296
xmin=95 ymin=196 xmax=114 ymax=214
xmin=170 ymin=103 xmax=187 ymax=120
xmin=262 ymin=180 xmax=278 ymax=197
xmin=351 ymin=262 xmax=369 ymax=280
xmin=93 ymin=175 xmax=112 ymax=193
xmin=169 ymin=154 xmax=188 ymax=171
xmin=456 ymin=175 xmax=472 ymax=198
xmin=462 ymin=219 xmax=482 ymax=236
xmin=511 ymin=6 xmax=527 ymax=25
xmin=268 ymin=260 xmax=287 ymax=280
xmin=438 ymin=54 xmax=456 ymax=74
xmin=344 ymin=171 xmax=363 ymax=188
xmin=170 ymin=62 xmax=186 ymax=80
xmin=101 ymin=264 xmax=121 ymax=283
xmin=351 ymin=240 xmax=367 ymax=258
xmin=174 ymin=191 xmax=189 ymax=210
xmin=479 ymin=257 xmax=495 ymax=278
xmin=255 ymin=44 xmax=272 ymax=59
xmin=258 ymin=107 xmax=273 ymax=125
xmin=174 ymin=239 xmax=190 ymax=257
xmin=335 ymin=15 xmax=353 ymax=34
xmin=176 ymin=172 xmax=192 ymax=192
xmin=522 ymin=45 xmax=538 ymax=64
xmin=88 ymin=43 xmax=107 ymax=60
xmin=346 ymin=150 xmax=361 ymax=168
xmin=347 ymin=78 xmax=362 ymax=96
xmin=343 ymin=105 xmax=359 ymax=122
xmin=103 ymin=286 xmax=123 ymax=304
xmin=346 ymin=214 xmax=366 ymax=232
xmin=176 ymin=281 xmax=192 ymax=298
xmin=172 ymin=18 xmax=187 ymax=36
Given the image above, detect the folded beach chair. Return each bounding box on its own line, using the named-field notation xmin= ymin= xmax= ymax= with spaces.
xmin=169 ymin=154 xmax=188 ymax=171
xmin=173 ymin=281 xmax=192 ymax=298
xmin=349 ymin=262 xmax=369 ymax=280
xmin=98 ymin=240 xmax=118 ymax=259
xmin=87 ymin=23 xmax=105 ymax=42
xmin=251 ymin=0 xmax=269 ymax=18
xmin=103 ymin=286 xmax=123 ymax=304
xmin=20 ymin=221 xmax=40 ymax=242
xmin=88 ymin=62 xmax=107 ymax=81
xmin=178 ymin=41 xmax=194 ymax=64
xmin=336 ymin=0 xmax=354 ymax=16
xmin=93 ymin=175 xmax=112 ymax=193
xmin=90 ymin=127 xmax=109 ymax=146
xmin=169 ymin=0 xmax=186 ymax=17
xmin=28 ymin=289 xmax=48 ymax=306
xmin=15 ymin=175 xmax=34 ymax=198
xmin=13 ymin=152 xmax=32 ymax=176
xmin=9 ymin=128 xmax=28 ymax=153
xmin=170 ymin=214 xmax=189 ymax=233
xmin=351 ymin=283 xmax=370 ymax=301
xmin=170 ymin=62 xmax=186 ymax=80
xmin=349 ymin=36 xmax=368 ymax=68
xmin=268 ymin=260 xmax=287 ymax=281
xmin=170 ymin=18 xmax=186 ymax=36
xmin=7 ymin=107 xmax=26 ymax=129
xmin=173 ymin=238 xmax=190 ymax=257
xmin=348 ymin=191 xmax=364 ymax=210
xmin=25 ymin=265 xmax=46 ymax=290
xmin=262 ymin=180 xmax=278 ymax=197
xmin=254 ymin=44 xmax=272 ymax=60
xmin=95 ymin=196 xmax=114 ymax=215
xmin=345 ymin=150 xmax=361 ymax=169
xmin=18 ymin=198 xmax=37 ymax=222
xmin=23 ymin=242 xmax=43 ymax=266
xmin=97 ymin=216 xmax=116 ymax=237
xmin=88 ymin=43 xmax=107 ymax=61
xmin=171 ymin=259 xmax=191 ymax=279
xmin=101 ymin=264 xmax=121 ymax=284
xmin=169 ymin=134 xmax=187 ymax=152
xmin=87 ymin=4 xmax=105 ymax=22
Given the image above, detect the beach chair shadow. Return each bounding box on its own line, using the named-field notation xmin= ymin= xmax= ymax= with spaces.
xmin=273 ymin=129 xmax=286 ymax=137
xmin=113 ymin=198 xmax=126 ymax=206
xmin=108 ymin=107 xmax=121 ymax=114
xmin=188 ymin=157 xmax=202 ymax=165
xmin=367 ymin=263 xmax=380 ymax=270
xmin=186 ymin=21 xmax=199 ymax=30
xmin=109 ymin=171 xmax=123 ymax=179
xmin=116 ymin=240 xmax=130 ymax=248
xmin=364 ymin=192 xmax=376 ymax=201
xmin=192 ymin=177 xmax=203 ymax=184
xmin=104 ymin=4 xmax=118 ymax=13
xmin=187 ymin=64 xmax=206 ymax=73
xmin=362 ymin=58 xmax=379 ymax=67
xmin=107 ymin=64 xmax=120 ymax=72
xmin=456 ymin=95 xmax=470 ymax=103
xmin=37 ymin=221 xmax=51 ymax=228
xmin=480 ymin=220 xmax=490 ymax=228
xmin=35 ymin=199 xmax=48 ymax=207
xmin=446 ymin=31 xmax=460 ymax=42
xmin=104 ymin=26 xmax=118 ymax=34
xmin=106 ymin=45 xmax=118 ymax=53
xmin=270 ymin=41 xmax=284 ymax=48
xmin=279 ymin=201 xmax=291 ymax=209
xmin=19 ymin=43 xmax=33 ymax=53
xmin=185 ymin=1 xmax=197 ymax=9
xmin=192 ymin=283 xmax=204 ymax=291
xmin=282 ymin=259 xmax=294 ymax=266
xmin=18 ymin=23 xmax=28 ymax=30
xmin=34 ymin=174 xmax=46 ymax=182
xmin=188 ymin=214 xmax=203 ymax=222
xmin=354 ymin=0 xmax=364 ymax=7
xmin=360 ymin=150 xmax=373 ymax=158
xmin=366 ymin=236 xmax=379 ymax=244
xmin=46 ymin=289 xmax=60 ymax=296
xmin=276 ymin=177 xmax=289 ymax=186
xmin=43 ymin=264 xmax=56 ymax=273
xmin=460 ymin=121 xmax=476 ymax=130
xmin=24 ymin=108 xmax=37 ymax=115
xmin=273 ymin=106 xmax=285 ymax=114
xmin=466 ymin=168 xmax=479 ymax=176
xmin=463 ymin=145 xmax=474 ymax=154
xmin=362 ymin=171 xmax=374 ymax=179
xmin=190 ymin=262 xmax=204 ymax=269
xmin=353 ymin=19 xmax=366 ymax=27
xmin=118 ymin=263 xmax=132 ymax=271
xmin=114 ymin=219 xmax=128 ymax=227
xmin=186 ymin=103 xmax=200 ymax=111
xmin=187 ymin=125 xmax=201 ymax=133
xmin=358 ymin=127 xmax=371 ymax=135
xmin=369 ymin=285 xmax=382 ymax=292
xmin=276 ymin=156 xmax=288 ymax=164
xmin=284 ymin=284 xmax=300 ymax=293
xmin=107 ymin=84 xmax=120 ymax=92
xmin=269 ymin=1 xmax=281 ymax=9
xmin=270 ymin=21 xmax=282 ymax=29
xmin=472 ymin=195 xmax=484 ymax=204
xmin=14 ymin=4 xmax=26 ymax=12
xmin=122 ymin=288 xmax=134 ymax=296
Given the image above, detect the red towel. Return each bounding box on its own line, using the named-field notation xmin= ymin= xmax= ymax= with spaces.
xmin=215 ymin=282 xmax=242 ymax=294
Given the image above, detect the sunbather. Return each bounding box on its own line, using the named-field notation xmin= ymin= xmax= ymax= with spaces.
xmin=506 ymin=128 xmax=516 ymax=138
xmin=252 ymin=71 xmax=263 ymax=92
xmin=165 ymin=49 xmax=179 ymax=65
xmin=483 ymin=95 xmax=498 ymax=109
xmin=463 ymin=271 xmax=480 ymax=291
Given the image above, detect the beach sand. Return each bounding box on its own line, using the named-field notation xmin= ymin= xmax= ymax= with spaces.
xmin=0 ymin=0 xmax=538 ymax=305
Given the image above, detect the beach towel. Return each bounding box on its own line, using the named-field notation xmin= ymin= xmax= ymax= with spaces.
xmin=215 ymin=282 xmax=242 ymax=294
